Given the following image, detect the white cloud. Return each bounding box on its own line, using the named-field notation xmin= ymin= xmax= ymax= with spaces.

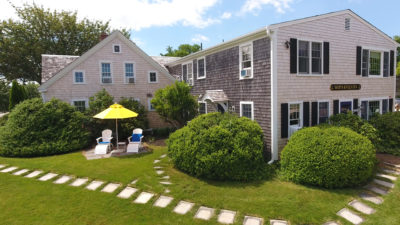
xmin=0 ymin=0 xmax=221 ymax=31
xmin=221 ymin=12 xmax=232 ymax=19
xmin=240 ymin=0 xmax=293 ymax=14
xmin=191 ymin=34 xmax=209 ymax=43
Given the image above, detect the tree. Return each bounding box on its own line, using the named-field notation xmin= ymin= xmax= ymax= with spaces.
xmin=0 ymin=3 xmax=130 ymax=84
xmin=151 ymin=81 xmax=198 ymax=128
xmin=161 ymin=44 xmax=201 ymax=57
xmin=0 ymin=79 xmax=9 ymax=112
xmin=395 ymin=35 xmax=400 ymax=62
xmin=9 ymin=80 xmax=27 ymax=111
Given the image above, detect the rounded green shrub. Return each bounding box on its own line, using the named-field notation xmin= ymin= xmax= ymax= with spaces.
xmin=370 ymin=112 xmax=400 ymax=156
xmin=0 ymin=98 xmax=90 ymax=157
xmin=281 ymin=126 xmax=376 ymax=188
xmin=167 ymin=113 xmax=271 ymax=181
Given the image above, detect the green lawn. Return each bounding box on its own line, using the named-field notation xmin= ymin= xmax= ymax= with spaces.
xmin=0 ymin=145 xmax=398 ymax=225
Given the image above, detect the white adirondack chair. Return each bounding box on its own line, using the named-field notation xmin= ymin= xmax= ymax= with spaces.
xmin=94 ymin=129 xmax=113 ymax=154
xmin=127 ymin=128 xmax=144 ymax=153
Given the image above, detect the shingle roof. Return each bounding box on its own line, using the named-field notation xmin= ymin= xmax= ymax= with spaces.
xmin=151 ymin=56 xmax=181 ymax=70
xmin=199 ymin=90 xmax=229 ymax=102
xmin=41 ymin=54 xmax=79 ymax=83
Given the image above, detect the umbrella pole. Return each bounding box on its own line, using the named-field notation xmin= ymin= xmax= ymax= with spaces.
xmin=116 ymin=118 xmax=119 ymax=150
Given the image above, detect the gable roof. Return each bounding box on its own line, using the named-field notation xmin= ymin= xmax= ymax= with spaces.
xmin=41 ymin=54 xmax=79 ymax=83
xmin=39 ymin=31 xmax=176 ymax=91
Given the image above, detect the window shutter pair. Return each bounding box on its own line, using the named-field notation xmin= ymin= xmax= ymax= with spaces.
xmin=356 ymin=46 xmax=394 ymax=77
xmin=281 ymin=102 xmax=310 ymax=139
xmin=290 ymin=38 xmax=329 ymax=74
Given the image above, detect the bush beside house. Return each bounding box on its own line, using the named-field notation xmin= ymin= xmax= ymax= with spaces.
xmin=168 ymin=113 xmax=271 ymax=181
xmin=281 ymin=126 xmax=376 ymax=188
xmin=370 ymin=112 xmax=400 ymax=156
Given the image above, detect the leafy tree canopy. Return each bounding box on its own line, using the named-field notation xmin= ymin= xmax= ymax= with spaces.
xmin=0 ymin=2 xmax=130 ymax=84
xmin=160 ymin=44 xmax=201 ymax=57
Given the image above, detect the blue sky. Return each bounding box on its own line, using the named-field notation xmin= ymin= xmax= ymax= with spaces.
xmin=1 ymin=0 xmax=399 ymax=56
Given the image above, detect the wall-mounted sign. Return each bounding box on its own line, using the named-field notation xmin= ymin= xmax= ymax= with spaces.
xmin=330 ymin=84 xmax=361 ymax=91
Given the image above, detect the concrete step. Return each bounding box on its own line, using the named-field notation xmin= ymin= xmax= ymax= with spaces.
xmin=348 ymin=200 xmax=375 ymax=215
xmin=376 ymin=173 xmax=397 ymax=181
xmin=373 ymin=179 xmax=395 ymax=189
xmin=359 ymin=192 xmax=383 ymax=205
xmin=337 ymin=208 xmax=364 ymax=225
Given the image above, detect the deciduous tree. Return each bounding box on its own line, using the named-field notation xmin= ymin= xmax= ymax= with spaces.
xmin=161 ymin=44 xmax=201 ymax=57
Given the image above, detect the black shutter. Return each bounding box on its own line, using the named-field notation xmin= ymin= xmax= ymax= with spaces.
xmin=290 ymin=38 xmax=297 ymax=74
xmin=353 ymin=99 xmax=358 ymax=115
xmin=390 ymin=50 xmax=395 ymax=76
xmin=323 ymin=42 xmax=330 ymax=74
xmin=311 ymin=102 xmax=318 ymax=126
xmin=303 ymin=102 xmax=310 ymax=127
xmin=281 ymin=103 xmax=289 ymax=138
xmin=389 ymin=98 xmax=393 ymax=112
xmin=333 ymin=100 xmax=339 ymax=115
xmin=356 ymin=46 xmax=362 ymax=75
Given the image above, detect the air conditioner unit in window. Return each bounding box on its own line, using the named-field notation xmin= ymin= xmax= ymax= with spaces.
xmin=102 ymin=77 xmax=112 ymax=83
xmin=240 ymin=69 xmax=251 ymax=78
xmin=127 ymin=77 xmax=135 ymax=83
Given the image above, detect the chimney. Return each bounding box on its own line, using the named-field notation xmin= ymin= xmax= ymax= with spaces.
xmin=100 ymin=32 xmax=108 ymax=41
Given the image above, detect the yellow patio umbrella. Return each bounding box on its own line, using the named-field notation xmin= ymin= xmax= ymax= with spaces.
xmin=94 ymin=103 xmax=138 ymax=150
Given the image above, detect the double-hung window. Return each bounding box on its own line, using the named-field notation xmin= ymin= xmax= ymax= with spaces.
xmin=298 ymin=40 xmax=322 ymax=75
xmin=125 ymin=63 xmax=135 ymax=84
xmin=74 ymin=71 xmax=85 ymax=84
xmin=182 ymin=62 xmax=193 ymax=86
xmin=101 ymin=63 xmax=112 ymax=84
xmin=288 ymin=102 xmax=302 ymax=137
xmin=318 ymin=101 xmax=329 ymax=124
xmin=197 ymin=58 xmax=206 ymax=79
xmin=240 ymin=101 xmax=254 ymax=120
xmin=148 ymin=71 xmax=158 ymax=83
xmin=361 ymin=48 xmax=389 ymax=77
xmin=73 ymin=100 xmax=86 ymax=112
xmin=239 ymin=43 xmax=253 ymax=79
xmin=148 ymin=98 xmax=155 ymax=111
xmin=361 ymin=99 xmax=386 ymax=120
xmin=198 ymin=102 xmax=207 ymax=114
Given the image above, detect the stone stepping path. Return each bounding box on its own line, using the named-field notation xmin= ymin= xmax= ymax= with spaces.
xmin=337 ymin=208 xmax=363 ymax=225
xmin=54 ymin=175 xmax=73 ymax=184
xmin=383 ymin=162 xmax=400 ymax=168
xmin=376 ymin=173 xmax=397 ymax=181
xmin=86 ymin=180 xmax=104 ymax=191
xmin=25 ymin=170 xmax=43 ymax=178
xmin=160 ymin=181 xmax=172 ymax=185
xmin=154 ymin=166 xmax=163 ymax=169
xmin=154 ymin=159 xmax=160 ymax=164
xmin=218 ymin=209 xmax=236 ymax=224
xmin=270 ymin=219 xmax=288 ymax=225
xmin=101 ymin=183 xmax=121 ymax=193
xmin=160 ymin=154 xmax=167 ymax=158
xmin=243 ymin=216 xmax=263 ymax=225
xmin=38 ymin=173 xmax=58 ymax=181
xmin=70 ymin=178 xmax=89 ymax=187
xmin=131 ymin=179 xmax=138 ymax=184
xmin=117 ymin=186 xmax=138 ymax=199
xmin=0 ymin=164 xmax=6 ymax=169
xmin=13 ymin=169 xmax=29 ymax=176
xmin=323 ymin=222 xmax=339 ymax=225
xmin=134 ymin=192 xmax=154 ymax=204
xmin=1 ymin=166 xmax=18 ymax=173
xmin=381 ymin=168 xmax=400 ymax=175
xmin=373 ymin=178 xmax=394 ymax=188
xmin=153 ymin=195 xmax=173 ymax=208
xmin=162 ymin=176 xmax=170 ymax=179
xmin=156 ymin=170 xmax=164 ymax=175
xmin=365 ymin=185 xmax=388 ymax=195
xmin=195 ymin=206 xmax=214 ymax=221
xmin=359 ymin=192 xmax=383 ymax=205
xmin=173 ymin=201 xmax=194 ymax=215
xmin=348 ymin=200 xmax=375 ymax=215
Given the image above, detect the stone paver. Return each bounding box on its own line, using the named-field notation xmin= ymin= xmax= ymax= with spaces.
xmin=381 ymin=169 xmax=400 ymax=175
xmin=348 ymin=200 xmax=376 ymax=215
xmin=38 ymin=173 xmax=58 ymax=181
xmin=117 ymin=186 xmax=137 ymax=199
xmin=25 ymin=170 xmax=43 ymax=178
xmin=160 ymin=154 xmax=167 ymax=158
xmin=337 ymin=208 xmax=364 ymax=225
xmin=376 ymin=173 xmax=397 ymax=181
xmin=154 ymin=166 xmax=163 ymax=169
xmin=323 ymin=222 xmax=339 ymax=225
xmin=101 ymin=183 xmax=121 ymax=193
xmin=54 ymin=175 xmax=73 ymax=184
xmin=154 ymin=159 xmax=160 ymax=164
xmin=365 ymin=185 xmax=388 ymax=195
xmin=160 ymin=181 xmax=172 ymax=185
xmin=194 ymin=206 xmax=215 ymax=221
xmin=156 ymin=170 xmax=164 ymax=175
xmin=70 ymin=178 xmax=89 ymax=187
xmin=153 ymin=195 xmax=173 ymax=208
xmin=162 ymin=175 xmax=170 ymax=179
xmin=173 ymin=201 xmax=194 ymax=215
xmin=243 ymin=216 xmax=263 ymax=225
xmin=359 ymin=192 xmax=383 ymax=205
xmin=133 ymin=192 xmax=154 ymax=204
xmin=131 ymin=179 xmax=138 ymax=184
xmin=373 ymin=178 xmax=395 ymax=189
xmin=0 ymin=164 xmax=6 ymax=169
xmin=218 ymin=210 xmax=236 ymax=224
xmin=165 ymin=189 xmax=171 ymax=193
xmin=13 ymin=169 xmax=29 ymax=176
xmin=384 ymin=162 xmax=400 ymax=168
xmin=86 ymin=180 xmax=104 ymax=191
xmin=270 ymin=219 xmax=288 ymax=225
xmin=1 ymin=166 xmax=18 ymax=173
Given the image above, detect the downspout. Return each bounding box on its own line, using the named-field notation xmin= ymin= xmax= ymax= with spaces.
xmin=267 ymin=27 xmax=279 ymax=164
xmin=39 ymin=89 xmax=47 ymax=102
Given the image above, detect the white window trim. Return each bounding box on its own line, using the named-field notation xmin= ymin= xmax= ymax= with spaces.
xmin=339 ymin=99 xmax=353 ymax=113
xmin=240 ymin=101 xmax=254 ymax=120
xmin=71 ymin=98 xmax=88 ymax=110
xmin=317 ymin=100 xmax=330 ymax=124
xmin=297 ymin=39 xmax=324 ymax=76
xmin=113 ymin=44 xmax=121 ymax=53
xmin=99 ymin=61 xmax=113 ymax=84
xmin=148 ymin=98 xmax=155 ymax=111
xmin=198 ymin=101 xmax=207 ymax=114
xmin=239 ymin=42 xmax=254 ymax=80
xmin=124 ymin=61 xmax=136 ymax=84
xmin=361 ymin=46 xmax=391 ymax=78
xmin=197 ymin=57 xmax=206 ymax=79
xmin=182 ymin=61 xmax=194 ymax=86
xmin=73 ymin=70 xmax=86 ymax=84
xmin=148 ymin=71 xmax=158 ymax=83
xmin=288 ymin=101 xmax=303 ymax=127
xmin=359 ymin=97 xmax=389 ymax=119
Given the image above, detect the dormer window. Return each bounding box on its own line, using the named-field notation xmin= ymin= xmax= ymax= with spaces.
xmin=113 ymin=44 xmax=121 ymax=53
